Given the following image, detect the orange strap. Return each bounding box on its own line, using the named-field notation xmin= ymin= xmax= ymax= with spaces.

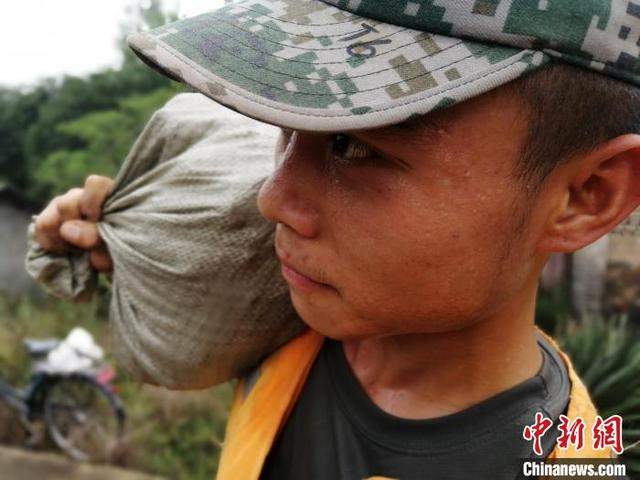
xmin=537 ymin=330 xmax=615 ymax=459
xmin=216 ymin=328 xmax=612 ymax=479
xmin=216 ymin=329 xmax=324 ymax=480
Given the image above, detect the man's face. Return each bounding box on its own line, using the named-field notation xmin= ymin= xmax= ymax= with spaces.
xmin=258 ymin=87 xmax=541 ymax=340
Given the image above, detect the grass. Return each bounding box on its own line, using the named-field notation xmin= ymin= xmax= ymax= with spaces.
xmin=554 ymin=315 xmax=640 ymax=474
xmin=3 ymin=290 xmax=639 ymax=478
xmin=0 ymin=294 xmax=233 ymax=480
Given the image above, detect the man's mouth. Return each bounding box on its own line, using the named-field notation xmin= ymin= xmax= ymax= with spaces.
xmin=275 ymin=244 xmax=333 ymax=293
xmin=274 ymin=223 xmax=337 ymax=293
xmin=280 ymin=261 xmax=331 ymax=292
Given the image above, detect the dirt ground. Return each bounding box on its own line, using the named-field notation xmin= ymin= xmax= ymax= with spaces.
xmin=0 ymin=446 xmax=164 ymax=480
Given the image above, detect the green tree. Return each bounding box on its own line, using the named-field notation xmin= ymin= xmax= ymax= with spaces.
xmin=1 ymin=0 xmax=183 ymax=203
xmin=0 ymin=85 xmax=51 ymax=193
xmin=34 ymin=86 xmax=181 ymax=194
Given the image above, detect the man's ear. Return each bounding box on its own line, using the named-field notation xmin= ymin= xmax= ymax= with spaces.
xmin=538 ymin=134 xmax=640 ymax=253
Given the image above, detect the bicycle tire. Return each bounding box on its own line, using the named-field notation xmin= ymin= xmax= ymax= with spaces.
xmin=43 ymin=374 xmax=125 ymax=462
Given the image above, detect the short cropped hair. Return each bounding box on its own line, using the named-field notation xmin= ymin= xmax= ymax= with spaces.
xmin=508 ymin=61 xmax=640 ymax=194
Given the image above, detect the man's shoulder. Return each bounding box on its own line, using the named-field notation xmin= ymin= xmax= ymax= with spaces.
xmin=236 ymin=329 xmax=325 ymax=400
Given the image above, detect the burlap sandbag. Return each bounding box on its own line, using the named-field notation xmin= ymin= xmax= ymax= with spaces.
xmin=25 ymin=93 xmax=306 ymax=389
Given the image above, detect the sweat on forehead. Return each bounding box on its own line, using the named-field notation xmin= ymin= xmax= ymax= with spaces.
xmin=357 ymin=112 xmax=453 ymax=143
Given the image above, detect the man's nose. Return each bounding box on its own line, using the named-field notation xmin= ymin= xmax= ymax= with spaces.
xmin=257 ymin=132 xmax=324 ymax=239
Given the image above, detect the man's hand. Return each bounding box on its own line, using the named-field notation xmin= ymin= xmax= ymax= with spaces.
xmin=34 ymin=175 xmax=115 ymax=273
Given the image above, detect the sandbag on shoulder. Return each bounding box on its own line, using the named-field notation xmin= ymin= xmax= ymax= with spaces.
xmin=25 ymin=93 xmax=306 ymax=389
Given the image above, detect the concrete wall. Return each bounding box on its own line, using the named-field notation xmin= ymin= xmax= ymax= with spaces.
xmin=609 ymin=235 xmax=640 ymax=268
xmin=0 ymin=202 xmax=39 ymax=298
xmin=540 ymin=229 xmax=640 ymax=318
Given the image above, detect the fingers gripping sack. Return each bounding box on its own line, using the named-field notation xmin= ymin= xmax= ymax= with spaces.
xmin=25 ymin=93 xmax=306 ymax=389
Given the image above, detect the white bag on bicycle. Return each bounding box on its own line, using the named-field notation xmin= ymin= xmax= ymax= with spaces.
xmin=42 ymin=328 xmax=103 ymax=374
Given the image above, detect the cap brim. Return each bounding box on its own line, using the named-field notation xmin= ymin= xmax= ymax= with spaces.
xmin=128 ymin=0 xmax=549 ymax=131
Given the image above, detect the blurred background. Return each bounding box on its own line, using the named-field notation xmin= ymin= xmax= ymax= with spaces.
xmin=1 ymin=2 xmax=234 ymax=479
xmin=0 ymin=0 xmax=639 ymax=478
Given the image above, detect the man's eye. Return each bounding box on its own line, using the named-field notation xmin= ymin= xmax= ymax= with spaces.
xmin=330 ymin=133 xmax=379 ymax=165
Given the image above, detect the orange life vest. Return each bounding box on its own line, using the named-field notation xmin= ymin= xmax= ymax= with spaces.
xmin=216 ymin=328 xmax=615 ymax=479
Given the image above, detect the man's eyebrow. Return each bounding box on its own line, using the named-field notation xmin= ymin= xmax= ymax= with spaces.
xmin=366 ymin=114 xmax=445 ymax=140
xmin=394 ymin=115 xmax=442 ymax=132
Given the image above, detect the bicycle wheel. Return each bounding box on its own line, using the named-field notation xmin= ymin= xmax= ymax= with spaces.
xmin=43 ymin=374 xmax=125 ymax=462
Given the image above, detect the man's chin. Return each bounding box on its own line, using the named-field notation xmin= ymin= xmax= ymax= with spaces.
xmin=290 ymin=296 xmax=381 ymax=341
xmin=291 ymin=292 xmax=484 ymax=340
xmin=290 ymin=293 xmax=356 ymax=340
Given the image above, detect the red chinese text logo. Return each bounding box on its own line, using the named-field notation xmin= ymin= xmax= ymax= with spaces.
xmin=523 ymin=412 xmax=553 ymax=456
xmin=592 ymin=415 xmax=623 ymax=455
xmin=556 ymin=415 xmax=585 ymax=451
xmin=523 ymin=413 xmax=624 ymax=455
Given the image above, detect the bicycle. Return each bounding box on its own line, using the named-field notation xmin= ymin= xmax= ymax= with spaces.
xmin=0 ymin=337 xmax=126 ymax=462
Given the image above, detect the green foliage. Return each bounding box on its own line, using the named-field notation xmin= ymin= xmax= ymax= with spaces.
xmin=0 ymin=0 xmax=184 ymax=204
xmin=557 ymin=316 xmax=640 ymax=474
xmin=0 ymin=295 xmax=232 ymax=479
xmin=3 ymin=295 xmax=638 ymax=478
xmin=0 ymin=296 xmax=108 ymax=386
xmin=120 ymin=382 xmax=232 ymax=480
xmin=34 ymin=86 xmax=180 ymax=194
xmin=0 ymin=2 xmax=231 ymax=476
xmin=536 ymin=285 xmax=572 ymax=333
xmin=0 ymin=86 xmax=50 ymax=192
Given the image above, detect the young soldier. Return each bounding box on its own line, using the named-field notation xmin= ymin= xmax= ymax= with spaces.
xmin=35 ymin=1 xmax=638 ymax=478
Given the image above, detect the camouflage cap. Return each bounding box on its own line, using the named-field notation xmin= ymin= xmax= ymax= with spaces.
xmin=128 ymin=0 xmax=640 ymax=132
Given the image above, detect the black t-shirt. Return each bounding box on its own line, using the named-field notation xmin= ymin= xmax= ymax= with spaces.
xmin=260 ymin=332 xmax=570 ymax=480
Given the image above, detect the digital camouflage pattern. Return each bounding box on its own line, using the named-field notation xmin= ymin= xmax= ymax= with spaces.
xmin=128 ymin=0 xmax=640 ymax=131
xmin=326 ymin=0 xmax=640 ymax=84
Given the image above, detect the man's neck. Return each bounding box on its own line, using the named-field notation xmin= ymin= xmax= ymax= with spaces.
xmin=341 ymin=287 xmax=542 ymax=420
